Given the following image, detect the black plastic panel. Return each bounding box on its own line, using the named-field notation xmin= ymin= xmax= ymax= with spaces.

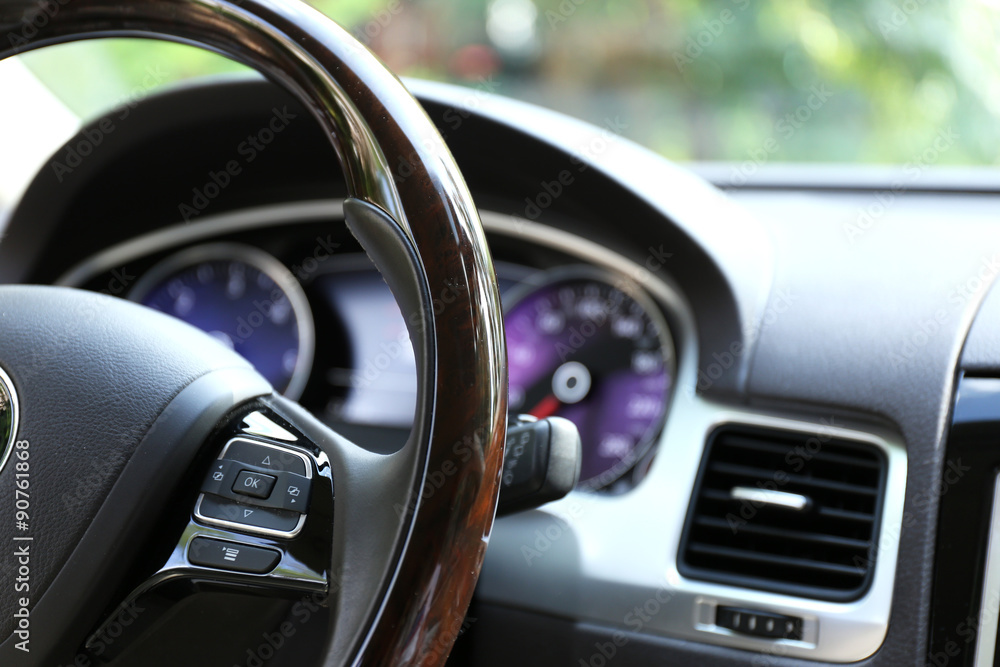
xmin=928 ymin=375 xmax=1000 ymax=667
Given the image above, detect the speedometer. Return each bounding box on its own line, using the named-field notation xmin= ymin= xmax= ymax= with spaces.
xmin=129 ymin=243 xmax=315 ymax=399
xmin=505 ymin=269 xmax=675 ymax=489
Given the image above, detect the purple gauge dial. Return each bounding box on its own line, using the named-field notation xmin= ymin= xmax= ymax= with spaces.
xmin=129 ymin=244 xmax=315 ymax=399
xmin=505 ymin=273 xmax=675 ymax=489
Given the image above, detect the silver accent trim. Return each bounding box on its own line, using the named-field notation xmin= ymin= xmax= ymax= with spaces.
xmin=56 ymin=199 xmax=905 ymax=662
xmin=0 ymin=365 xmax=18 ymax=477
xmin=54 ymin=200 xmax=344 ymax=287
xmin=974 ymin=474 xmax=1000 ymax=667
xmin=242 ymin=411 xmax=298 ymax=442
xmin=730 ymin=487 xmax=810 ymax=512
xmin=194 ymin=437 xmax=313 ymax=539
xmin=693 ymin=598 xmax=819 ymax=647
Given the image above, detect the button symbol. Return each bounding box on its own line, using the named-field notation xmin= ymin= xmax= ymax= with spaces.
xmin=223 ymin=547 xmax=240 ymax=562
xmin=244 ymin=509 xmax=254 ymax=518
xmin=233 ymin=470 xmax=277 ymax=500
xmin=261 ymin=456 xmax=272 ymax=466
xmin=288 ymin=486 xmax=300 ymax=497
xmin=212 ymin=472 xmax=225 ymax=481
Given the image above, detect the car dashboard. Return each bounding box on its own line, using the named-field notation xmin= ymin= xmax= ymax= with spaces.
xmin=4 ymin=73 xmax=1000 ymax=667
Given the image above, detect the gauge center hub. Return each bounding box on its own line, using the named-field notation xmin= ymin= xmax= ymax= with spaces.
xmin=552 ymin=361 xmax=591 ymax=404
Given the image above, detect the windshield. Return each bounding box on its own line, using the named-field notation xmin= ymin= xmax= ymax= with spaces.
xmin=7 ymin=0 xmax=1000 ymax=166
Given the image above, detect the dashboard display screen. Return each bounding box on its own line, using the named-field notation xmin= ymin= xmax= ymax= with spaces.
xmin=316 ymin=269 xmax=418 ymax=429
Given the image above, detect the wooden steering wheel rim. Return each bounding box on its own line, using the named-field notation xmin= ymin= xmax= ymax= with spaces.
xmin=0 ymin=0 xmax=508 ymax=664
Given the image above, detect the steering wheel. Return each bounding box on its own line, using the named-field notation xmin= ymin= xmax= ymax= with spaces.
xmin=0 ymin=0 xmax=507 ymax=664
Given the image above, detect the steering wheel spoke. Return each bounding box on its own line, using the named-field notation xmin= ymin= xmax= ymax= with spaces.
xmin=81 ymin=403 xmax=333 ymax=663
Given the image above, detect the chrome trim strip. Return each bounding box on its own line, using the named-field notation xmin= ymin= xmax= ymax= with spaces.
xmin=974 ymin=474 xmax=1000 ymax=667
xmin=0 ymin=364 xmax=18 ymax=476
xmin=55 ymin=200 xmax=344 ymax=287
xmin=193 ymin=437 xmax=313 ymax=539
xmin=242 ymin=411 xmax=298 ymax=442
xmin=730 ymin=487 xmax=810 ymax=512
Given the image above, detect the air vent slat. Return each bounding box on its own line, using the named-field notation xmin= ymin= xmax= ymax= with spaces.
xmin=720 ymin=434 xmax=882 ymax=469
xmin=817 ymin=506 xmax=876 ymax=522
xmin=707 ymin=461 xmax=879 ymax=496
xmin=687 ymin=543 xmax=865 ymax=577
xmin=680 ymin=426 xmax=887 ymax=602
xmin=693 ymin=516 xmax=872 ymax=550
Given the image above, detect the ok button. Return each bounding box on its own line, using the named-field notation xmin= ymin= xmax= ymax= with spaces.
xmin=233 ymin=470 xmax=277 ymax=500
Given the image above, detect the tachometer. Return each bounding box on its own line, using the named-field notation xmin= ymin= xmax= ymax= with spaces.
xmin=505 ymin=269 xmax=675 ymax=489
xmin=129 ymin=243 xmax=315 ymax=399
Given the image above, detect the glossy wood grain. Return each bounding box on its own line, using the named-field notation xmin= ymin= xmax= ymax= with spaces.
xmin=0 ymin=1 xmax=507 ymax=664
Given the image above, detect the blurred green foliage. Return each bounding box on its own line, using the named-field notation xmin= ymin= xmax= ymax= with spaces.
xmin=18 ymin=0 xmax=1000 ymax=165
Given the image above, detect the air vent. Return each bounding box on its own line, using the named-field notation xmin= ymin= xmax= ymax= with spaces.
xmin=679 ymin=425 xmax=887 ymax=602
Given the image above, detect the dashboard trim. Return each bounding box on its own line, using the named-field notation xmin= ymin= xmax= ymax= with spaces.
xmin=56 ymin=199 xmax=907 ymax=663
xmin=55 ymin=200 xmax=345 ymax=287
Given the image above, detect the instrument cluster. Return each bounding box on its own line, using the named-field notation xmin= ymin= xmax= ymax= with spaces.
xmin=66 ymin=215 xmax=678 ymax=492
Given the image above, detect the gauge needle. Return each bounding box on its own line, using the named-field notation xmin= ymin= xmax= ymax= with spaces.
xmin=528 ymin=394 xmax=562 ymax=419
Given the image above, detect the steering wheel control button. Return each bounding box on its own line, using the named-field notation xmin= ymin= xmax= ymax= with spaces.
xmin=716 ymin=606 xmax=803 ymax=641
xmin=197 ymin=495 xmax=303 ymax=535
xmin=224 ymin=437 xmax=308 ymax=476
xmin=188 ymin=537 xmax=280 ymax=574
xmin=200 ymin=459 xmax=312 ymax=511
xmin=233 ymin=470 xmax=277 ymax=499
